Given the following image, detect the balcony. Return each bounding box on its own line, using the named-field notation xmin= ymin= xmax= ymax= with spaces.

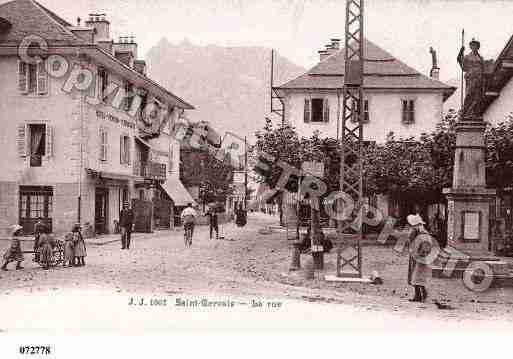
xmin=133 ymin=161 xmax=166 ymax=181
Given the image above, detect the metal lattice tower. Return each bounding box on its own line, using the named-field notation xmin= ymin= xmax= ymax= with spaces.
xmin=337 ymin=0 xmax=364 ymax=278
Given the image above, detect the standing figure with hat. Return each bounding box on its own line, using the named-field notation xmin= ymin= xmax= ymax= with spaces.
xmin=457 ymin=38 xmax=485 ymax=120
xmin=72 ymin=223 xmax=86 ymax=266
xmin=119 ymin=201 xmax=134 ymax=250
xmin=206 ymin=205 xmax=219 ymax=240
xmin=38 ymin=225 xmax=55 ymax=270
xmin=406 ymin=214 xmax=434 ymax=302
xmin=1 ymin=224 xmax=24 ymax=271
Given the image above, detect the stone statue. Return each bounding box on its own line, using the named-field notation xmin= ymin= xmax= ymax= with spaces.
xmin=429 ymin=47 xmax=438 ymax=69
xmin=457 ymin=38 xmax=485 ymax=120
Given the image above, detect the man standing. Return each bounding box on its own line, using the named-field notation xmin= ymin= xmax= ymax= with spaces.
xmin=206 ymin=206 xmax=219 ymax=240
xmin=119 ymin=202 xmax=134 ymax=250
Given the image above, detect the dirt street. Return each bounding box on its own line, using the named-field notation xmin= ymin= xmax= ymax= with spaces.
xmin=1 ymin=212 xmax=513 ymax=331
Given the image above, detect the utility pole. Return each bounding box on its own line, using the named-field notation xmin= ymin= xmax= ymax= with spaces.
xmin=244 ymin=136 xmax=248 ymax=210
xmin=337 ymin=0 xmax=364 ymax=278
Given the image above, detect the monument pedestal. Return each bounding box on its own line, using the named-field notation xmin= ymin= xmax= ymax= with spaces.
xmin=443 ymin=120 xmax=496 ymax=256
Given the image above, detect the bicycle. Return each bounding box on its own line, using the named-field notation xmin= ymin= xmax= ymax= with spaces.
xmin=184 ymin=223 xmax=194 ymax=247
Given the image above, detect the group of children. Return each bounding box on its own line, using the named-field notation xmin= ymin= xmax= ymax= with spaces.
xmin=1 ymin=222 xmax=87 ymax=271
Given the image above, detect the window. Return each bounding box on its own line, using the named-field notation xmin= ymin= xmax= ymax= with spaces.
xmin=350 ymin=99 xmax=369 ymax=123
xmin=19 ymin=186 xmax=53 ymax=234
xmin=99 ymin=127 xmax=108 ymax=161
xmin=98 ymin=67 xmax=108 ymax=102
xmin=17 ymin=123 xmax=53 ymax=163
xmin=123 ymin=81 xmax=134 ymax=111
xmin=18 ymin=61 xmax=47 ymax=95
xmin=402 ymin=99 xmax=415 ymax=124
xmin=304 ymin=98 xmax=329 ymax=123
xmin=120 ymin=135 xmax=131 ymax=165
xmin=28 ymin=124 xmax=45 ymax=167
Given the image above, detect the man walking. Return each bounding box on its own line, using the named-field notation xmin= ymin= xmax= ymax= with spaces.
xmin=119 ymin=202 xmax=134 ymax=250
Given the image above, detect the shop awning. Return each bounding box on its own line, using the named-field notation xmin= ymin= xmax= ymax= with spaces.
xmin=160 ymin=177 xmax=197 ymax=207
xmin=86 ymin=168 xmax=141 ymax=181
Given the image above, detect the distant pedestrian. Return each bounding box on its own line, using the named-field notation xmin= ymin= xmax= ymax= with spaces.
xmin=206 ymin=206 xmax=219 ymax=240
xmin=63 ymin=232 xmax=75 ymax=267
xmin=38 ymin=225 xmax=55 ymax=270
xmin=33 ymin=218 xmax=44 ymax=262
xmin=119 ymin=202 xmax=134 ymax=250
xmin=406 ymin=214 xmax=432 ymax=302
xmin=1 ymin=224 xmax=24 ymax=271
xmin=72 ymin=223 xmax=86 ymax=266
xmin=235 ymin=203 xmax=247 ymax=227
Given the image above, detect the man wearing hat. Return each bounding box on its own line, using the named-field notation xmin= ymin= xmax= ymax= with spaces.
xmin=119 ymin=201 xmax=134 ymax=250
xmin=457 ymin=38 xmax=485 ymax=119
xmin=1 ymin=224 xmax=24 ymax=271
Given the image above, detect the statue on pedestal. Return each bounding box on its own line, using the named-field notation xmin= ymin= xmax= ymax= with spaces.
xmin=457 ymin=38 xmax=485 ymax=120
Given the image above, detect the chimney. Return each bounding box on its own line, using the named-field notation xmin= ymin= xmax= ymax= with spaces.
xmin=429 ymin=46 xmax=440 ymax=80
xmin=68 ymin=17 xmax=95 ymax=43
xmin=325 ymin=44 xmax=336 ymax=56
xmin=134 ymin=60 xmax=147 ymax=76
xmin=85 ymin=13 xmax=110 ymax=42
xmin=113 ymin=36 xmax=138 ymax=67
xmin=318 ymin=50 xmax=329 ymax=62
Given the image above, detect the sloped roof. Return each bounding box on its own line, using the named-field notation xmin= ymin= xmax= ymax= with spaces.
xmin=278 ymin=39 xmax=455 ymax=100
xmin=0 ymin=0 xmax=83 ymax=45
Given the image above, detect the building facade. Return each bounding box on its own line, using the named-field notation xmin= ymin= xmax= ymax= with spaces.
xmin=0 ymin=0 xmax=194 ymax=235
xmin=274 ymin=38 xmax=455 ymax=219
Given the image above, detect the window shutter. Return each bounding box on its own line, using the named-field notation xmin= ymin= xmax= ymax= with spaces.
xmin=401 ymin=100 xmax=408 ymax=124
xmin=17 ymin=124 xmax=27 ymax=157
xmin=37 ymin=61 xmax=48 ymax=95
xmin=127 ymin=137 xmax=131 ymax=165
xmin=409 ymin=100 xmax=415 ymax=123
xmin=120 ymin=136 xmax=124 ymax=164
xmin=351 ymin=99 xmax=358 ymax=123
xmin=323 ymin=98 xmax=330 ymax=123
xmin=168 ymin=144 xmax=173 ymax=173
xmin=100 ymin=128 xmax=107 ymax=161
xmin=304 ymin=99 xmax=311 ymax=123
xmin=45 ymin=124 xmax=53 ymax=157
xmin=363 ymin=100 xmax=369 ymax=123
xmin=18 ymin=61 xmax=28 ymax=93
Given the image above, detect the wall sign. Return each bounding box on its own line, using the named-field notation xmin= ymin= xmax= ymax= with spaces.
xmin=96 ymin=110 xmax=135 ymax=129
xmin=462 ymin=211 xmax=481 ymax=242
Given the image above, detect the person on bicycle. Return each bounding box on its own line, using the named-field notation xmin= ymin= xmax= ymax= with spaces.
xmin=181 ymin=203 xmax=198 ymax=241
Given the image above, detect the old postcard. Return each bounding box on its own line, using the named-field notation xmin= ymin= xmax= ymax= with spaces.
xmin=0 ymin=0 xmax=513 ymax=356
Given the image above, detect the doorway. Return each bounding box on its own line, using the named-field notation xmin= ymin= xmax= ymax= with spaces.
xmin=95 ymin=187 xmax=109 ymax=234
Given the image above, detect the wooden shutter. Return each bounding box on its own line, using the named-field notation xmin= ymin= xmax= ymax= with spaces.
xmin=351 ymin=99 xmax=358 ymax=123
xmin=126 ymin=137 xmax=131 ymax=165
xmin=363 ymin=100 xmax=369 ymax=123
xmin=323 ymin=98 xmax=330 ymax=123
xmin=45 ymin=124 xmax=53 ymax=157
xmin=17 ymin=124 xmax=27 ymax=157
xmin=401 ymin=100 xmax=408 ymax=124
xmin=168 ymin=144 xmax=173 ymax=173
xmin=100 ymin=128 xmax=107 ymax=161
xmin=18 ymin=61 xmax=28 ymax=93
xmin=304 ymin=99 xmax=311 ymax=123
xmin=409 ymin=100 xmax=415 ymax=123
xmin=120 ymin=135 xmax=124 ymax=164
xmin=37 ymin=61 xmax=48 ymax=95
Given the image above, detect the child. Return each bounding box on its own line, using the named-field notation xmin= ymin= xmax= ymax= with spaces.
xmin=72 ymin=223 xmax=86 ymax=266
xmin=38 ymin=226 xmax=55 ymax=270
xmin=1 ymin=225 xmax=24 ymax=271
xmin=63 ymin=232 xmax=75 ymax=267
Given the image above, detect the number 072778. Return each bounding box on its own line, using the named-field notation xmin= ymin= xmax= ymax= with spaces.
xmin=19 ymin=346 xmax=52 ymax=355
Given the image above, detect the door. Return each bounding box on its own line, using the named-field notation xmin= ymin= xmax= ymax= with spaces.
xmin=153 ymin=198 xmax=173 ymax=229
xmin=95 ymin=188 xmax=108 ymax=234
xmin=132 ymin=199 xmax=152 ymax=233
xmin=19 ymin=186 xmax=53 ymax=234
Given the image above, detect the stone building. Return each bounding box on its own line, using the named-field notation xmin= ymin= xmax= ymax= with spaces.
xmin=0 ymin=0 xmax=194 ymax=235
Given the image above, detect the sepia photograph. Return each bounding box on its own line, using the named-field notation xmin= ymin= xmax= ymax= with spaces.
xmin=0 ymin=0 xmax=513 ymax=356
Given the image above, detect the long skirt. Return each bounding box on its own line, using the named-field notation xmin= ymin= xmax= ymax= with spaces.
xmin=64 ymin=240 xmax=75 ymax=262
xmin=39 ymin=243 xmax=53 ymax=265
xmin=3 ymin=246 xmax=24 ymax=263
xmin=408 ymin=257 xmax=429 ymax=286
xmin=74 ymin=240 xmax=87 ymax=258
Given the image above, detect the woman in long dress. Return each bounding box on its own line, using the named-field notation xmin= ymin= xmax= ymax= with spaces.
xmin=38 ymin=226 xmax=55 ymax=270
xmin=72 ymin=223 xmax=87 ymax=266
xmin=63 ymin=232 xmax=75 ymax=267
xmin=1 ymin=224 xmax=24 ymax=271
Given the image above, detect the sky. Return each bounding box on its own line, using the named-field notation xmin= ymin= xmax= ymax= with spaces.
xmin=6 ymin=0 xmax=513 ymax=82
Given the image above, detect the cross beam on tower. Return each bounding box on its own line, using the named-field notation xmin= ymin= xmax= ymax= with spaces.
xmin=337 ymin=0 xmax=364 ymax=278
